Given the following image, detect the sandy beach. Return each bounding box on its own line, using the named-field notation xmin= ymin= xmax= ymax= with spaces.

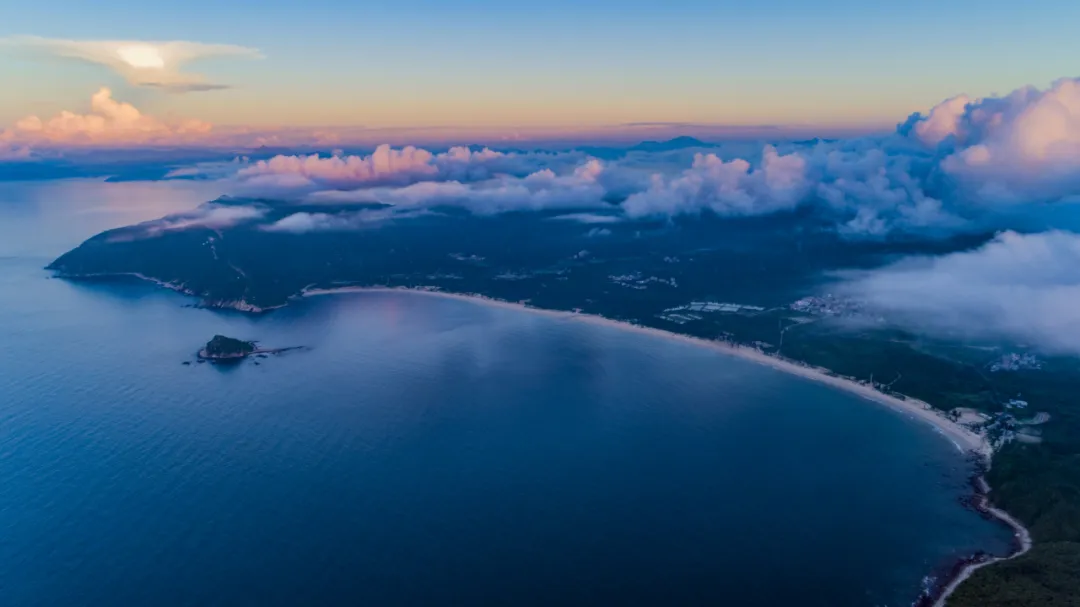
xmin=302 ymin=285 xmax=991 ymax=459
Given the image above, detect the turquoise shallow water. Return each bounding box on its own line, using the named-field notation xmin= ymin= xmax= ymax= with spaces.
xmin=0 ymin=181 xmax=1013 ymax=606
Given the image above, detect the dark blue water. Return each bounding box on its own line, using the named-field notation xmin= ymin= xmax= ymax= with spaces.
xmin=0 ymin=181 xmax=1013 ymax=606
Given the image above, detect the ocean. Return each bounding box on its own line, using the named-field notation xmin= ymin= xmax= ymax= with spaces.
xmin=0 ymin=180 xmax=1014 ymax=606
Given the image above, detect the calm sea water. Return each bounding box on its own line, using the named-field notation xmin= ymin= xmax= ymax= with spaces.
xmin=0 ymin=180 xmax=1013 ymax=606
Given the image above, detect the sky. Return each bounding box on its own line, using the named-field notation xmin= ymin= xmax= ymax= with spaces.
xmin=2 ymin=0 xmax=1080 ymax=136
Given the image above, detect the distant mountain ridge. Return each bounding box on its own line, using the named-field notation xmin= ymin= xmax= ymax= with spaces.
xmin=628 ymin=136 xmax=715 ymax=152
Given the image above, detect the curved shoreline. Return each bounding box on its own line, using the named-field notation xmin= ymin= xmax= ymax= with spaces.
xmin=304 ymin=286 xmax=990 ymax=456
xmin=302 ymin=285 xmax=1032 ymax=606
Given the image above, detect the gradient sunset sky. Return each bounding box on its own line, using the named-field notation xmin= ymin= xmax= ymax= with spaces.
xmin=2 ymin=0 xmax=1079 ymax=135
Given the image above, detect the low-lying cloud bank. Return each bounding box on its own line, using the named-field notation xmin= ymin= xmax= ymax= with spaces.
xmin=182 ymin=76 xmax=1080 ymax=240
xmin=262 ymin=208 xmax=433 ymax=233
xmin=114 ymin=203 xmax=265 ymax=240
xmin=233 ymin=145 xmax=578 ymax=191
xmin=7 ymin=76 xmax=1078 ymax=241
xmin=840 ymin=230 xmax=1080 ymax=354
xmin=10 ymin=76 xmax=1080 ymax=236
xmin=302 ymin=158 xmax=609 ymax=214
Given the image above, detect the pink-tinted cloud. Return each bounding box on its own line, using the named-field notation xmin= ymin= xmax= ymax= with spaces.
xmin=909 ymin=95 xmax=972 ymax=147
xmin=1 ymin=87 xmax=212 ymax=146
xmin=237 ymin=146 xmax=440 ymax=190
xmin=233 ymin=145 xmax=572 ymax=194
xmin=905 ymin=77 xmax=1080 ymax=203
xmin=617 ymin=77 xmax=1080 ymax=233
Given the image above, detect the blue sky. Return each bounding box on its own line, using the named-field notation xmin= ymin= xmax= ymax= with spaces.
xmin=2 ymin=0 xmax=1078 ymax=132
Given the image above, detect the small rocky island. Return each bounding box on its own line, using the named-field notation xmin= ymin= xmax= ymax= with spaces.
xmin=198 ymin=335 xmax=258 ymax=361
xmin=195 ymin=335 xmax=304 ymax=364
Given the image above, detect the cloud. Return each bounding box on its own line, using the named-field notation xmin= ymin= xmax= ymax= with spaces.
xmin=904 ymin=95 xmax=972 ymax=148
xmin=839 ymin=230 xmax=1080 ymax=353
xmin=232 ymin=145 xmax=582 ymax=195
xmin=0 ymin=144 xmax=34 ymax=161
xmin=229 ymin=145 xmax=613 ymax=214
xmin=262 ymin=212 xmax=345 ymax=233
xmin=622 ymin=145 xmax=808 ymax=218
xmin=163 ymin=157 xmax=249 ymax=179
xmin=236 ymin=146 xmax=441 ymax=191
xmin=806 ymin=142 xmax=965 ymax=236
xmin=604 ymin=76 xmax=1080 ymax=235
xmin=120 ymin=204 xmax=264 ymax=238
xmin=262 ymin=208 xmax=432 ymax=233
xmin=8 ymin=74 xmax=1076 ymax=241
xmin=3 ymin=35 xmax=261 ymax=92
xmin=1 ymin=87 xmax=212 ymax=146
xmin=903 ymin=77 xmax=1080 ymax=204
xmin=551 ymin=212 xmax=623 ymax=224
xmin=307 ymin=159 xmax=610 ymax=214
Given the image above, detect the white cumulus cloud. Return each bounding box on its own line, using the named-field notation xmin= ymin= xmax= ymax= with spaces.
xmin=622 ymin=145 xmax=808 ymax=218
xmin=840 ymin=230 xmax=1080 ymax=353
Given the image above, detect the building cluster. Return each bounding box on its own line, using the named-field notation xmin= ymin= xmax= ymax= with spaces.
xmin=947 ymin=404 xmax=1049 ymax=449
xmin=657 ymin=311 xmax=701 ymax=324
xmin=609 ymin=272 xmax=678 ymax=290
xmin=449 ymin=253 xmax=486 ymax=262
xmin=988 ymin=352 xmax=1043 ymax=373
xmin=1005 ymin=398 xmax=1029 ymax=410
xmin=789 ymin=294 xmax=863 ymax=317
xmin=656 ymin=301 xmax=765 ymax=324
xmin=668 ymin=301 xmax=766 ymax=314
xmin=984 ymin=412 xmax=1021 ymax=449
xmin=494 ymin=271 xmax=529 ymax=281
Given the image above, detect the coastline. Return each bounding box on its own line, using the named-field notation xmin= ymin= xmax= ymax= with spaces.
xmin=54 ymin=271 xmax=285 ymax=313
xmin=303 ymin=286 xmax=990 ymax=457
xmin=56 ymin=272 xmax=1033 ymax=605
xmin=928 ymin=477 xmax=1033 ymax=607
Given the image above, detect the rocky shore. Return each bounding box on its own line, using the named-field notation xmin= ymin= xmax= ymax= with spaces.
xmin=913 ymin=459 xmax=1033 ymax=607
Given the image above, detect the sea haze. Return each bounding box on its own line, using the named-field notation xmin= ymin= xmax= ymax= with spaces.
xmin=0 ymin=181 xmax=1013 ymax=606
